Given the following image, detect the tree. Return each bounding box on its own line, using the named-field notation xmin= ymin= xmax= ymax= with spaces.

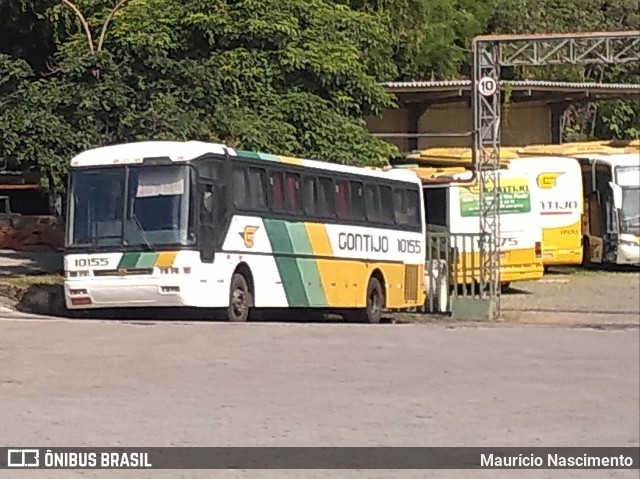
xmin=489 ymin=0 xmax=640 ymax=140
xmin=0 ymin=0 xmax=401 ymax=182
xmin=339 ymin=0 xmax=494 ymax=80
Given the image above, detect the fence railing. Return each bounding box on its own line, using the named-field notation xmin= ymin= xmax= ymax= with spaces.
xmin=421 ymin=231 xmax=491 ymax=314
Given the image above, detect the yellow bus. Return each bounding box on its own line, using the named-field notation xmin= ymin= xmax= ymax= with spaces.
xmin=404 ymin=149 xmax=544 ymax=290
xmin=511 ymin=145 xmax=587 ymax=266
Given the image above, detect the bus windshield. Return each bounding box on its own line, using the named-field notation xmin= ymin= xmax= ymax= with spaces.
xmin=620 ymin=187 xmax=640 ymax=236
xmin=67 ymin=164 xmax=195 ymax=249
xmin=616 ymin=166 xmax=640 ymax=236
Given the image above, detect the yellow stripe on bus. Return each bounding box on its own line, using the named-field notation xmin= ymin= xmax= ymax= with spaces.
xmin=279 ymin=155 xmax=304 ymax=166
xmin=155 ymin=251 xmax=178 ymax=268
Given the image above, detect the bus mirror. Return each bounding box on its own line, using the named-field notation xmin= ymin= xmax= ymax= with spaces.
xmin=609 ymin=182 xmax=623 ymax=209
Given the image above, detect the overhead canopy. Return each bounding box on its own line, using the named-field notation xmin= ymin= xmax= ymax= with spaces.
xmin=383 ymin=79 xmax=640 ymax=107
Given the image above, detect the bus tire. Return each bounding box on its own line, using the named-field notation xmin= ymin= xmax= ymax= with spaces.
xmin=228 ymin=272 xmax=252 ymax=322
xmin=361 ymin=276 xmax=384 ymax=324
xmin=582 ymin=238 xmax=592 ymax=268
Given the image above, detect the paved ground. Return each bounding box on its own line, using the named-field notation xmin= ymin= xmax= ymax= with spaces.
xmin=1 ymin=265 xmax=638 ymax=478
xmin=0 ymin=310 xmax=638 ymax=479
xmin=0 ymin=249 xmax=62 ymax=276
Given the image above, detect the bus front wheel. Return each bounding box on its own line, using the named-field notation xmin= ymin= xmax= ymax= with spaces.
xmin=228 ymin=272 xmax=252 ymax=322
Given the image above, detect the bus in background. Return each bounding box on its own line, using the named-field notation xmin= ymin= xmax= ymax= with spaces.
xmin=514 ymin=142 xmax=639 ymax=266
xmin=511 ymin=145 xmax=586 ymax=267
xmin=403 ymin=149 xmax=544 ymax=291
xmin=576 ymin=150 xmax=639 ymax=266
xmin=410 ymin=145 xmax=586 ymax=268
xmin=64 ymin=141 xmax=426 ymax=323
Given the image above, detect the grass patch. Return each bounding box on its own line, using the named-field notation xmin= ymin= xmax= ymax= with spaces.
xmin=0 ymin=274 xmax=64 ymax=301
xmin=0 ymin=274 xmax=64 ymax=289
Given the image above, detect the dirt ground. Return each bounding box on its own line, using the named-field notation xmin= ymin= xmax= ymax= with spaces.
xmin=501 ymin=267 xmax=639 ymax=326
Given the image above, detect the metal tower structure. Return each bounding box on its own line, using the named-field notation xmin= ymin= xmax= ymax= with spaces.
xmin=472 ymin=30 xmax=640 ymax=318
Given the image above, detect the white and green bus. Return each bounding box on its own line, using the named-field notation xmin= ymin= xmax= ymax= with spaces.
xmin=64 ymin=141 xmax=427 ymax=322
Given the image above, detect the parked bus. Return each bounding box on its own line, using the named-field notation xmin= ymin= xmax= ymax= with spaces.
xmin=513 ymin=142 xmax=639 ymax=266
xmin=410 ymin=146 xmax=586 ymax=268
xmin=64 ymin=141 xmax=427 ymax=322
xmin=403 ymin=149 xmax=544 ymax=290
xmin=577 ymin=151 xmax=639 ymax=266
xmin=510 ymin=146 xmax=585 ymax=267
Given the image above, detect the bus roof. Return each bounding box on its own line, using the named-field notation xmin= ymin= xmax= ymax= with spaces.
xmin=519 ymin=143 xmax=620 ymax=157
xmin=69 ymin=141 xmax=421 ymax=185
xmin=405 ymin=147 xmax=518 ymax=168
xmin=575 ymin=153 xmax=640 ymax=168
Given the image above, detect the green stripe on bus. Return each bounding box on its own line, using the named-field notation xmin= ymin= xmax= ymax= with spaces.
xmin=117 ymin=252 xmax=141 ymax=269
xmin=136 ymin=252 xmax=158 ymax=268
xmin=257 ymin=152 xmax=281 ymax=162
xmin=286 ymin=223 xmax=327 ymax=307
xmin=236 ymin=150 xmax=260 ymax=160
xmin=263 ymin=219 xmax=308 ymax=307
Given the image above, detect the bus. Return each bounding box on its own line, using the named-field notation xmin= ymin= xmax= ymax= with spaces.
xmin=576 ymin=151 xmax=639 ymax=266
xmin=513 ymin=142 xmax=639 ymax=267
xmin=64 ymin=141 xmax=427 ymax=322
xmin=402 ymin=149 xmax=544 ymax=290
xmin=409 ymin=146 xmax=585 ymax=268
xmin=509 ymin=146 xmax=585 ymax=267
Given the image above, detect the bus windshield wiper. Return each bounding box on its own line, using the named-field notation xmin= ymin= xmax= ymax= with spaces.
xmin=129 ymin=212 xmax=155 ymax=251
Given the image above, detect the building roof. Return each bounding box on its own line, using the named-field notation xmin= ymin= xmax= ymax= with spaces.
xmin=382 ymin=79 xmax=640 ymax=106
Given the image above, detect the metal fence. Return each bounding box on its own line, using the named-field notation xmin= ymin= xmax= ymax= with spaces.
xmin=421 ymin=231 xmax=491 ymax=315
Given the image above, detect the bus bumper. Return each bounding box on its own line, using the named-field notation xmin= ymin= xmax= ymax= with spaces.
xmin=541 ymin=248 xmax=583 ymax=266
xmin=64 ymin=278 xmax=227 ymax=309
xmin=500 ymin=264 xmax=544 ymax=283
xmin=616 ymin=243 xmax=640 ymax=266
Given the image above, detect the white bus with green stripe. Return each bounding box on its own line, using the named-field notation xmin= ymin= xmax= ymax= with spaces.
xmin=64 ymin=141 xmax=427 ymax=322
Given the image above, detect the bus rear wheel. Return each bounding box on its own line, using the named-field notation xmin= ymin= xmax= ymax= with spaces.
xmin=582 ymin=238 xmax=593 ymax=268
xmin=228 ymin=273 xmax=251 ymax=322
xmin=360 ymin=276 xmax=384 ymax=324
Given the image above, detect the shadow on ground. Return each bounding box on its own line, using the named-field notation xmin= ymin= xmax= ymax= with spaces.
xmin=0 ymin=250 xmax=63 ymax=276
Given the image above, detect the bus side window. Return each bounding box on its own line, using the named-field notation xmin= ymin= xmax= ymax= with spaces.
xmin=364 ymin=185 xmax=379 ymax=222
xmin=200 ymin=183 xmax=214 ymax=221
xmin=303 ymin=176 xmax=317 ymax=216
xmin=335 ymin=180 xmax=349 ymax=220
xmin=318 ymin=177 xmax=335 ymax=218
xmin=349 ymin=181 xmax=364 ymax=221
xmin=406 ymin=189 xmax=420 ymax=226
xmin=269 ymin=171 xmax=285 ymax=212
xmin=232 ymin=167 xmax=247 ymax=209
xmin=393 ymin=189 xmax=406 ymax=224
xmin=379 ymin=185 xmax=393 ymax=224
xmin=424 ymin=187 xmax=447 ymax=227
xmin=247 ymin=167 xmax=267 ymax=211
xmin=285 ymin=173 xmax=301 ymax=214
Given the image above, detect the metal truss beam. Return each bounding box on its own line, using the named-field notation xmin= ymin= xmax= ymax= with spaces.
xmin=476 ymin=31 xmax=640 ymax=66
xmin=471 ymin=30 xmax=640 ymax=319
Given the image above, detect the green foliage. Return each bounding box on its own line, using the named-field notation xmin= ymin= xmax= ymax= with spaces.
xmin=0 ymin=0 xmax=398 ymax=181
xmin=342 ymin=0 xmax=493 ymax=79
xmin=489 ymin=0 xmax=640 ymax=142
xmin=1 ymin=0 xmax=639 ymax=183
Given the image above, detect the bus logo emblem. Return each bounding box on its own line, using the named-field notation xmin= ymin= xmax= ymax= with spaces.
xmin=240 ymin=226 xmax=259 ymax=248
xmin=537 ymin=172 xmax=564 ymax=189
